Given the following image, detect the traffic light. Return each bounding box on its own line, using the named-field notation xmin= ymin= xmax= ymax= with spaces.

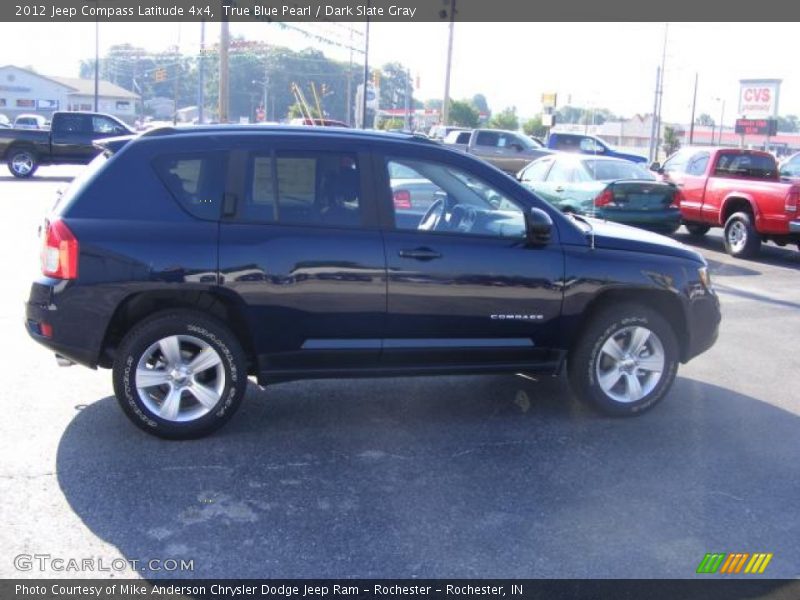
xmin=154 ymin=68 xmax=167 ymax=83
xmin=372 ymin=70 xmax=381 ymax=88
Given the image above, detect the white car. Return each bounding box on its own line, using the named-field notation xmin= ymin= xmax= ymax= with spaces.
xmin=14 ymin=114 xmax=49 ymax=129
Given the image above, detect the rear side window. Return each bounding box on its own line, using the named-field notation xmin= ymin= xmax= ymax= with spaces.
xmin=475 ymin=131 xmax=500 ymax=147
xmin=242 ymin=151 xmax=362 ymax=228
xmin=53 ymin=114 xmax=89 ymax=133
xmin=714 ymin=153 xmax=777 ymax=179
xmin=153 ymin=153 xmax=227 ymax=220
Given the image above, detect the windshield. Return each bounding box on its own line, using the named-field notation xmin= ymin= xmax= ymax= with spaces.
xmin=582 ymin=159 xmax=654 ymax=181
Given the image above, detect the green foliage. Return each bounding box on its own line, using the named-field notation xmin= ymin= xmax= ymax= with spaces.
xmin=449 ymin=100 xmax=480 ymax=127
xmin=522 ymin=115 xmax=547 ymax=138
xmin=378 ymin=118 xmax=406 ymax=130
xmin=557 ymin=105 xmax=616 ymax=126
xmin=695 ymin=113 xmax=715 ymax=127
xmin=471 ymin=93 xmax=489 ymax=114
xmin=378 ymin=62 xmax=413 ymax=111
xmin=776 ymin=115 xmax=798 ymax=133
xmin=488 ymin=106 xmax=519 ymax=130
xmin=663 ymin=125 xmax=682 ymax=156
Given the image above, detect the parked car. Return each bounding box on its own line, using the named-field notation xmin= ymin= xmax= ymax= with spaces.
xmin=443 ymin=128 xmax=553 ymax=174
xmin=779 ymin=151 xmax=800 ymax=182
xmin=25 ymin=126 xmax=720 ymax=438
xmin=654 ymin=147 xmax=800 ymax=257
xmin=0 ymin=111 xmax=133 ymax=178
xmin=518 ymin=155 xmax=680 ymax=233
xmin=0 ymin=114 xmax=10 ymax=128
xmin=547 ymin=132 xmax=647 ymax=164
xmin=14 ymin=114 xmax=49 ymax=130
xmin=428 ymin=125 xmax=468 ymax=141
xmin=389 ymin=161 xmax=443 ymax=229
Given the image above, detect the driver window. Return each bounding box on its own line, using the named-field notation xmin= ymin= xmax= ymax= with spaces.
xmin=579 ymin=137 xmax=602 ymax=153
xmin=386 ymin=158 xmax=525 ymax=238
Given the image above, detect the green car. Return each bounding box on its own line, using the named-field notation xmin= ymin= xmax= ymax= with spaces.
xmin=517 ymin=154 xmax=681 ymax=234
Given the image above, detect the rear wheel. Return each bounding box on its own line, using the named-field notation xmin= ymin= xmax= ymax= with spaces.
xmin=684 ymin=222 xmax=710 ymax=237
xmin=7 ymin=148 xmax=38 ymax=178
xmin=568 ymin=304 xmax=679 ymax=416
xmin=112 ymin=311 xmax=247 ymax=439
xmin=723 ymin=211 xmax=761 ymax=258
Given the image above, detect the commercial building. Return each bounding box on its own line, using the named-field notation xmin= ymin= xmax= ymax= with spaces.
xmin=0 ymin=65 xmax=139 ymax=124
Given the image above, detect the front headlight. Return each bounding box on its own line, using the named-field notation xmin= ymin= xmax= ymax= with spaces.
xmin=698 ymin=266 xmax=712 ymax=291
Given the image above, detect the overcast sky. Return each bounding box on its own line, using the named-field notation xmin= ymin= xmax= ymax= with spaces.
xmin=0 ymin=21 xmax=797 ymax=125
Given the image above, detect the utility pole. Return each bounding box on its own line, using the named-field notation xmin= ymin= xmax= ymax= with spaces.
xmin=654 ymin=23 xmax=668 ymax=161
xmin=648 ymin=66 xmax=660 ymax=163
xmin=198 ymin=20 xmax=205 ymax=124
xmin=362 ymin=3 xmax=371 ymax=130
xmin=219 ymin=18 xmax=230 ymax=123
xmin=346 ymin=27 xmax=354 ymax=125
xmin=441 ymin=0 xmax=456 ymax=126
xmin=688 ymin=72 xmax=698 ymax=145
xmin=94 ymin=3 xmax=100 ymax=112
xmin=404 ymin=68 xmax=411 ymax=131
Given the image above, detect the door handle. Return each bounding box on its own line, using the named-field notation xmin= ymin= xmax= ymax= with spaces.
xmin=555 ymin=186 xmax=565 ymax=192
xmin=398 ymin=247 xmax=442 ymax=261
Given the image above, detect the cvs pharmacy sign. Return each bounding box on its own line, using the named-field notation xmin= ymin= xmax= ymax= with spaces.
xmin=738 ymin=79 xmax=781 ymax=118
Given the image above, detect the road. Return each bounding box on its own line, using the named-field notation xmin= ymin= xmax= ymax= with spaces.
xmin=0 ymin=165 xmax=798 ymax=579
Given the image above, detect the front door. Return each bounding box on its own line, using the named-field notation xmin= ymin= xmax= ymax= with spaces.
xmin=379 ymin=154 xmax=565 ymax=369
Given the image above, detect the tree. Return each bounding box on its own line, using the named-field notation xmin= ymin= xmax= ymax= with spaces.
xmin=424 ymin=98 xmax=443 ymax=110
xmin=695 ymin=113 xmax=715 ymax=127
xmin=378 ymin=62 xmax=412 ymax=111
xmin=448 ymin=100 xmax=479 ymax=127
xmin=488 ymin=106 xmax=519 ymax=130
xmin=663 ymin=125 xmax=682 ymax=157
xmin=522 ymin=115 xmax=547 ymax=139
xmin=776 ymin=115 xmax=799 ymax=133
xmin=471 ymin=93 xmax=489 ymax=114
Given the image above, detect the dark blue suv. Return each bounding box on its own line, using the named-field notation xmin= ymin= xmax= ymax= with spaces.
xmin=26 ymin=127 xmax=720 ymax=438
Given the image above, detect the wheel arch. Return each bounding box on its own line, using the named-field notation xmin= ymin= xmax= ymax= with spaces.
xmin=568 ymin=287 xmax=690 ymax=362
xmin=98 ymin=288 xmax=257 ymax=373
xmin=720 ymin=194 xmax=757 ymax=225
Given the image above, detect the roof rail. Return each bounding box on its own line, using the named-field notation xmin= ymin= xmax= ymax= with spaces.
xmin=135 ymin=124 xmax=436 ymax=143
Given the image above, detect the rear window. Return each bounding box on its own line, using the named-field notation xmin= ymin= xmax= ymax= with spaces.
xmin=153 ymin=153 xmax=227 ymax=220
xmin=53 ymin=152 xmax=108 ymax=215
xmin=714 ymin=153 xmax=777 ymax=179
xmin=582 ymin=159 xmax=653 ymax=181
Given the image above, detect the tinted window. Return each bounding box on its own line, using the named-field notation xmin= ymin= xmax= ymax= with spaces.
xmin=153 ymin=153 xmax=227 ymax=220
xmin=54 ymin=114 xmax=89 ymax=133
xmin=387 ymin=158 xmax=524 ymax=238
xmin=455 ymin=131 xmax=471 ymax=144
xmin=475 ymin=131 xmax=500 ymax=147
xmin=582 ymin=159 xmax=653 ymax=181
xmin=782 ymin=155 xmax=800 ymax=177
xmin=242 ymin=151 xmax=361 ymax=228
xmin=686 ymin=152 xmax=710 ymax=176
xmin=714 ymin=153 xmax=777 ymax=179
xmin=552 ymin=135 xmax=581 ymax=151
xmin=520 ymin=158 xmax=553 ymax=183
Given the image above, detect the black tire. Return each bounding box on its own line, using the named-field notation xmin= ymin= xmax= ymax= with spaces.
xmin=723 ymin=211 xmax=761 ymax=258
xmin=684 ymin=222 xmax=710 ymax=237
xmin=7 ymin=147 xmax=38 ymax=178
xmin=568 ymin=304 xmax=679 ymax=416
xmin=112 ymin=310 xmax=247 ymax=439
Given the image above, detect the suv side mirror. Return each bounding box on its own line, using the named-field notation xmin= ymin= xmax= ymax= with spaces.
xmin=649 ymin=161 xmax=662 ymax=173
xmin=525 ymin=207 xmax=553 ymax=245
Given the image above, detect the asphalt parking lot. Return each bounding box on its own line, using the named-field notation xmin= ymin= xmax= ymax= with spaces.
xmin=0 ymin=165 xmax=798 ymax=580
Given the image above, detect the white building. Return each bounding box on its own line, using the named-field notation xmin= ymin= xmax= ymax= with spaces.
xmin=0 ymin=65 xmax=140 ymax=124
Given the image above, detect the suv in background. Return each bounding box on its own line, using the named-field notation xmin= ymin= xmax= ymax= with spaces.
xmin=547 ymin=132 xmax=647 ymax=164
xmin=26 ymin=127 xmax=720 ymax=438
xmin=428 ymin=125 xmax=468 ymax=141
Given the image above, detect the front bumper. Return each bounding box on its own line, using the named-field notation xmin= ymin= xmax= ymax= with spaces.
xmin=683 ymin=290 xmax=721 ymax=363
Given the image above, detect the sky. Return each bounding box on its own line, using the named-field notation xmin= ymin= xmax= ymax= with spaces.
xmin=0 ymin=21 xmax=797 ymax=125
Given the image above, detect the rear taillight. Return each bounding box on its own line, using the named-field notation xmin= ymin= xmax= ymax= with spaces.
xmin=669 ymin=189 xmax=682 ymax=209
xmin=786 ymin=186 xmax=799 ymax=213
xmin=594 ymin=188 xmax=614 ymax=207
xmin=393 ymin=189 xmax=412 ymax=210
xmin=41 ymin=218 xmax=78 ymax=279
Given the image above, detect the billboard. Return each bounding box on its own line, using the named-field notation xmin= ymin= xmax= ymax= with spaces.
xmin=734 ymin=118 xmax=778 ymax=136
xmin=738 ymin=79 xmax=781 ymax=118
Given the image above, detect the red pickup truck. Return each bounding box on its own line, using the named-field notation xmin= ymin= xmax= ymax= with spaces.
xmin=654 ymin=147 xmax=800 ymax=258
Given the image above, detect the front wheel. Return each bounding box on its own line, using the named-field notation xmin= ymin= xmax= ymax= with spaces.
xmin=113 ymin=311 xmax=247 ymax=439
xmin=723 ymin=211 xmax=761 ymax=258
xmin=568 ymin=304 xmax=679 ymax=416
xmin=7 ymin=148 xmax=38 ymax=178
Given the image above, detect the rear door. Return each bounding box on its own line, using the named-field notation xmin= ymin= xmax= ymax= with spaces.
xmin=50 ymin=113 xmax=92 ymax=162
xmin=218 ymin=137 xmax=386 ymax=376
